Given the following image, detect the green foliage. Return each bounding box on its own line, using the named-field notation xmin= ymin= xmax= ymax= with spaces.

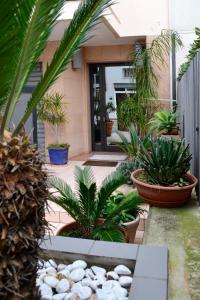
xmin=37 ymin=92 xmax=66 ymax=126
xmin=101 ymin=191 xmax=144 ymax=223
xmin=0 ymin=0 xmax=112 ymax=138
xmin=47 ymin=143 xmax=70 ymax=150
xmin=150 ymin=109 xmax=177 ymax=133
xmin=117 ymin=157 xmax=141 ymax=184
xmin=106 ymin=101 xmax=116 ymax=121
xmin=117 ymin=30 xmax=182 ymax=137
xmin=116 ymin=126 xmax=152 ymax=158
xmin=178 ymin=28 xmax=200 ymax=81
xmin=139 ymin=138 xmax=192 ymax=186
xmin=48 ymin=166 xmax=127 ymax=242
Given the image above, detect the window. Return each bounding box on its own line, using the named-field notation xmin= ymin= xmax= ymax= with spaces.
xmin=122 ymin=67 xmax=132 ymax=78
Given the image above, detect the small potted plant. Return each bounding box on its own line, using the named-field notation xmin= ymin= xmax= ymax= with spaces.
xmin=101 ymin=191 xmax=145 ymax=243
xmin=150 ymin=108 xmax=178 ymax=135
xmin=106 ymin=101 xmax=116 ymax=137
xmin=131 ymin=137 xmax=198 ymax=207
xmin=37 ymin=92 xmax=70 ymax=165
xmin=48 ymin=166 xmax=141 ymax=243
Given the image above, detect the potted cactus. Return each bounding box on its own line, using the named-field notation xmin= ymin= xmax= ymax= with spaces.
xmin=131 ymin=137 xmax=198 ymax=207
xmin=37 ymin=92 xmax=70 ymax=165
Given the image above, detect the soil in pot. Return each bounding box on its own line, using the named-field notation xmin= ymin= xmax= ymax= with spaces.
xmin=131 ymin=169 xmax=198 ymax=208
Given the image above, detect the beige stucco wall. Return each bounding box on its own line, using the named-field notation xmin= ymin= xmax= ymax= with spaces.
xmin=40 ymin=41 xmax=170 ymax=158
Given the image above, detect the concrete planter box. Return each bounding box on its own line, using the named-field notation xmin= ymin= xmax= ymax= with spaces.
xmin=41 ymin=236 xmax=168 ymax=300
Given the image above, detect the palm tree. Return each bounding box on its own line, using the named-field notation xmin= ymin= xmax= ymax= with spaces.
xmin=0 ymin=1 xmax=112 ymax=299
xmin=49 ymin=166 xmax=130 ymax=242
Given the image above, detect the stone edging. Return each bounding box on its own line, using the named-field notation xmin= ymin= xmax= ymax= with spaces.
xmin=41 ymin=236 xmax=168 ymax=300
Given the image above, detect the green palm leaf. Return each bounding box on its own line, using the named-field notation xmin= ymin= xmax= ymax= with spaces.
xmin=12 ymin=0 xmax=112 ymax=136
xmin=92 ymin=224 xmax=125 ymax=242
xmin=0 ymin=0 xmax=65 ymax=136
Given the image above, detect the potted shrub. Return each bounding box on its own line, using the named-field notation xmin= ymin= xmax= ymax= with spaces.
xmin=150 ymin=108 xmax=179 ymax=135
xmin=117 ymin=157 xmax=141 ymax=185
xmin=37 ymin=92 xmax=70 ymax=165
xmin=106 ymin=101 xmax=116 ymax=137
xmin=101 ymin=191 xmax=145 ymax=243
xmin=131 ymin=138 xmax=198 ymax=207
xmin=48 ymin=166 xmax=142 ymax=242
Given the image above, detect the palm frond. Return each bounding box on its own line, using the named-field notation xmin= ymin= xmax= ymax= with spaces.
xmin=1 ymin=0 xmax=65 ymax=136
xmin=48 ymin=176 xmax=84 ymax=223
xmin=74 ymin=166 xmax=95 ymax=189
xmin=92 ymin=223 xmax=125 ymax=242
xmin=13 ymin=0 xmax=112 ymax=136
xmin=96 ymin=171 xmax=127 ymax=221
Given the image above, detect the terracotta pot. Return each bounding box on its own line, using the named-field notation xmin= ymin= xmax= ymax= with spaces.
xmin=122 ymin=215 xmax=140 ymax=243
xmin=163 ymin=128 xmax=179 ymax=135
xmin=106 ymin=121 xmax=114 ymax=137
xmin=57 ymin=217 xmax=140 ymax=244
xmin=131 ymin=169 xmax=198 ymax=208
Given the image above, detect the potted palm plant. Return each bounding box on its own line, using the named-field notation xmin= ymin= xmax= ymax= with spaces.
xmin=150 ymin=108 xmax=178 ymax=135
xmin=37 ymin=92 xmax=70 ymax=165
xmin=131 ymin=138 xmax=198 ymax=207
xmin=48 ymin=166 xmax=142 ymax=242
xmin=106 ymin=101 xmax=116 ymax=137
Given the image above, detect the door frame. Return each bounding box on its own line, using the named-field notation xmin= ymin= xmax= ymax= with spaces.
xmin=89 ymin=62 xmax=131 ymax=152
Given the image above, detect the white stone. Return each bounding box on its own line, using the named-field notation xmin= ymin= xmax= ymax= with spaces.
xmin=95 ymin=274 xmax=106 ymax=285
xmin=48 ymin=259 xmax=57 ymax=268
xmin=77 ymin=286 xmax=92 ymax=299
xmin=119 ymin=276 xmax=133 ymax=287
xmin=85 ymin=268 xmax=95 ymax=280
xmin=37 ymin=268 xmax=46 ymax=276
xmin=64 ymin=293 xmax=77 ymax=300
xmin=53 ymin=294 xmax=68 ymax=300
xmin=39 ymin=273 xmax=47 ymax=282
xmin=102 ymin=280 xmax=114 ymax=291
xmin=39 ymin=283 xmax=53 ymax=297
xmin=91 ymin=266 xmax=106 ymax=277
xmin=41 ymin=296 xmax=52 ymax=300
xmin=107 ymin=271 xmax=119 ymax=280
xmin=44 ymin=275 xmax=59 ymax=288
xmin=89 ymin=280 xmax=99 ymax=291
xmin=70 ymin=268 xmax=85 ymax=282
xmin=114 ymin=265 xmax=131 ymax=275
xmin=46 ymin=266 xmax=57 ymax=276
xmin=71 ymin=282 xmax=82 ymax=294
xmin=81 ymin=278 xmax=93 ymax=287
xmin=45 ymin=261 xmax=53 ymax=268
xmin=57 ymin=264 xmax=68 ymax=272
xmin=58 ymin=269 xmax=70 ymax=278
xmin=72 ymin=260 xmax=87 ymax=270
xmin=65 ymin=264 xmax=73 ymax=272
xmin=36 ymin=278 xmax=43 ymax=287
xmin=113 ymin=286 xmax=128 ymax=298
xmin=96 ymin=289 xmax=117 ymax=300
xmin=56 ymin=279 xmax=70 ymax=293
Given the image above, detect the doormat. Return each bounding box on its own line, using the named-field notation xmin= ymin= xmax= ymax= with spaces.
xmin=82 ymin=160 xmax=118 ymax=167
xmin=89 ymin=154 xmax=127 ymax=161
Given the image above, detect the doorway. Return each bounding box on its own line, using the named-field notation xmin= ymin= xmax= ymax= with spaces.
xmin=90 ymin=63 xmax=134 ymax=151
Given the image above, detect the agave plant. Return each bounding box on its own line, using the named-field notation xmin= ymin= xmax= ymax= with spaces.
xmin=0 ymin=0 xmax=112 ymax=298
xmin=139 ymin=138 xmax=192 ymax=186
xmin=150 ymin=109 xmax=177 ymax=133
xmin=48 ymin=166 xmax=129 ymax=242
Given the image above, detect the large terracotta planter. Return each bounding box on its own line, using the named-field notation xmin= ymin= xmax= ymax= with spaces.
xmin=131 ymin=169 xmax=198 ymax=208
xmin=56 ymin=217 xmax=140 ymax=244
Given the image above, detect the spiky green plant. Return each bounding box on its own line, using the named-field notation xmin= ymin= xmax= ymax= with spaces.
xmin=48 ymin=166 xmax=128 ymax=242
xmin=0 ymin=0 xmax=112 ymax=298
xmin=139 ymin=138 xmax=192 ymax=186
xmin=150 ymin=108 xmax=177 ymax=133
xmin=117 ymin=157 xmax=141 ymax=184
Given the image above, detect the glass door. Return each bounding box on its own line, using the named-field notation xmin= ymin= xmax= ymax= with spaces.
xmin=90 ymin=63 xmax=134 ymax=151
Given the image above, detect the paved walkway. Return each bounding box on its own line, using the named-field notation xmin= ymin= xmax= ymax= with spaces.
xmin=45 ymin=159 xmax=149 ymax=244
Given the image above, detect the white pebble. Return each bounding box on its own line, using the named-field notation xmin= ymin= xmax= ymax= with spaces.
xmin=114 ymin=265 xmax=131 ymax=275
xmin=58 ymin=269 xmax=70 ymax=278
xmin=39 ymin=283 xmax=53 ymax=296
xmin=41 ymin=296 xmax=52 ymax=300
xmin=119 ymin=276 xmax=133 ymax=287
xmin=85 ymin=268 xmax=95 ymax=279
xmin=113 ymin=286 xmax=128 ymax=298
xmin=48 ymin=259 xmax=57 ymax=268
xmin=64 ymin=293 xmax=77 ymax=300
xmin=44 ymin=275 xmax=59 ymax=288
xmin=72 ymin=260 xmax=87 ymax=270
xmin=77 ymin=286 xmax=92 ymax=299
xmin=96 ymin=289 xmax=117 ymax=300
xmin=91 ymin=266 xmax=106 ymax=277
xmin=107 ymin=271 xmax=119 ymax=280
xmin=46 ymin=266 xmax=57 ymax=276
xmin=56 ymin=279 xmax=70 ymax=293
xmin=81 ymin=278 xmax=92 ymax=286
xmin=57 ymin=264 xmax=68 ymax=272
xmin=71 ymin=282 xmax=82 ymax=294
xmin=70 ymin=268 xmax=85 ymax=282
xmin=53 ymin=294 xmax=68 ymax=300
xmin=37 ymin=268 xmax=46 ymax=276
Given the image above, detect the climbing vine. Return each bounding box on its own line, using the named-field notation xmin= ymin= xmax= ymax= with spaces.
xmin=177 ymin=27 xmax=200 ymax=81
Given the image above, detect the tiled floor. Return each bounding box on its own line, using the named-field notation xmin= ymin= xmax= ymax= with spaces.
xmin=45 ymin=154 xmax=149 ymax=244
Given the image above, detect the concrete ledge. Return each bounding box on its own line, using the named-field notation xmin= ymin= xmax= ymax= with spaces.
xmin=41 ymin=236 xmax=168 ymax=299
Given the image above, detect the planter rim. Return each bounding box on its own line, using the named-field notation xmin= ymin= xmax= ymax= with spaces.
xmin=122 ymin=214 xmax=140 ymax=226
xmin=131 ymin=169 xmax=198 ymax=191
